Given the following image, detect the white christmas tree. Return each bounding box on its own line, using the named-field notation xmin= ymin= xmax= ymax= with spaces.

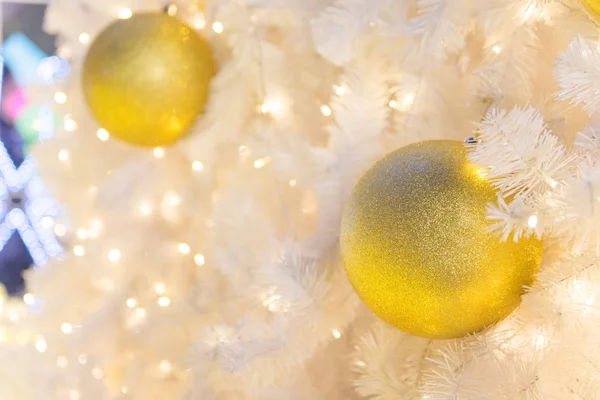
xmin=3 ymin=0 xmax=600 ymax=399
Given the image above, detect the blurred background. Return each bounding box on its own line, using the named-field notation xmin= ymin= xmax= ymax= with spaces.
xmin=1 ymin=2 xmax=57 ymax=295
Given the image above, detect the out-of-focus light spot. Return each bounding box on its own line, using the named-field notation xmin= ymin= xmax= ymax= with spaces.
xmin=167 ymin=4 xmax=178 ymax=16
xmin=137 ymin=201 xmax=153 ymax=216
xmin=135 ymin=307 xmax=146 ymax=318
xmin=78 ymin=354 xmax=88 ymax=364
xmin=97 ymin=128 xmax=110 ymax=141
xmin=58 ymin=149 xmax=69 ymax=162
xmin=41 ymin=216 xmax=55 ymax=229
xmin=61 ymin=323 xmax=73 ymax=335
xmin=334 ymin=84 xmax=347 ymax=96
xmin=108 ymin=249 xmax=121 ymax=262
xmin=69 ymin=389 xmax=80 ymax=400
xmin=126 ymin=298 xmax=137 ymax=308
xmin=194 ymin=253 xmax=205 ymax=266
xmin=390 ymin=92 xmax=416 ymax=112
xmin=320 ymin=105 xmax=332 ymax=116
xmin=153 ymin=147 xmax=165 ymax=159
xmin=194 ymin=14 xmax=206 ymax=29
xmin=259 ymin=97 xmax=285 ymax=118
xmin=23 ymin=293 xmax=34 ymax=305
xmin=35 ymin=337 xmax=47 ymax=353
xmin=73 ymin=245 xmax=85 ymax=257
xmin=212 ymin=21 xmax=224 ymax=33
xmin=77 ymin=229 xmax=88 ymax=240
xmin=92 ymin=368 xmax=103 ymax=379
xmin=528 ymin=215 xmax=538 ymax=229
xmin=79 ymin=33 xmax=90 ymax=44
xmin=57 ymin=356 xmax=68 ymax=368
xmin=54 ymin=224 xmax=66 ymax=237
xmin=159 ymin=359 xmax=172 ymax=374
xmin=121 ymin=387 xmax=129 ymax=394
xmin=289 ymin=180 xmax=297 ymax=187
xmin=178 ymin=243 xmax=190 ymax=254
xmin=118 ymin=8 xmax=133 ymax=19
xmin=165 ymin=191 xmax=181 ymax=206
xmin=154 ymin=282 xmax=166 ymax=295
xmin=54 ymin=92 xmax=67 ymax=104
xmin=550 ymin=180 xmax=558 ymax=188
xmin=492 ymin=45 xmax=502 ymax=54
xmin=192 ymin=161 xmax=204 ymax=171
xmin=158 ymin=296 xmax=171 ymax=307
xmin=254 ymin=157 xmax=271 ymax=169
xmin=332 ymin=329 xmax=341 ymax=339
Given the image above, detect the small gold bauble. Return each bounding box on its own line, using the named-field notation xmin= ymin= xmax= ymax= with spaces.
xmin=582 ymin=0 xmax=600 ymax=17
xmin=340 ymin=140 xmax=543 ymax=339
xmin=82 ymin=13 xmax=215 ymax=147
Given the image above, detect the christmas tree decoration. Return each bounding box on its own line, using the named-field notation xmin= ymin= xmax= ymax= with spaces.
xmin=82 ymin=13 xmax=215 ymax=147
xmin=340 ymin=140 xmax=543 ymax=339
xmin=582 ymin=0 xmax=600 ymax=17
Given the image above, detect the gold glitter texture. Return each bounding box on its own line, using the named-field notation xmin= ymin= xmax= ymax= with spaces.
xmin=582 ymin=0 xmax=600 ymax=17
xmin=82 ymin=13 xmax=215 ymax=147
xmin=340 ymin=140 xmax=543 ymax=339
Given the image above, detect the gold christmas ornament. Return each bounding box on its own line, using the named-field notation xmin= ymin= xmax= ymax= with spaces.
xmin=340 ymin=140 xmax=543 ymax=339
xmin=82 ymin=13 xmax=215 ymax=147
xmin=582 ymin=0 xmax=600 ymax=17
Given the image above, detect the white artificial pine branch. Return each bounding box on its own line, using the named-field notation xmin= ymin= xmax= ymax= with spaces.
xmin=352 ymin=321 xmax=429 ymax=399
xmin=486 ymin=196 xmax=541 ymax=242
xmin=555 ymin=35 xmax=600 ymax=116
xmin=311 ymin=0 xmax=390 ymax=65
xmin=406 ymin=0 xmax=470 ymax=60
xmin=469 ymin=106 xmax=574 ymax=200
xmin=575 ymin=123 xmax=600 ymax=157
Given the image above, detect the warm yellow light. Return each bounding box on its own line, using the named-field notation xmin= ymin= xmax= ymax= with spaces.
xmin=159 ymin=360 xmax=172 ymax=374
xmin=73 ymin=245 xmax=85 ymax=257
xmin=254 ymin=157 xmax=271 ymax=169
xmin=289 ymin=180 xmax=297 ymax=187
xmin=166 ymin=191 xmax=181 ymax=206
xmin=320 ymin=105 xmax=332 ymax=116
xmin=126 ymin=298 xmax=137 ymax=308
xmin=334 ymin=84 xmax=347 ymax=96
xmin=153 ymin=147 xmax=165 ymax=159
xmin=390 ymin=92 xmax=416 ymax=112
xmin=154 ymin=282 xmax=166 ymax=295
xmin=528 ymin=215 xmax=538 ymax=228
xmin=492 ymin=45 xmax=502 ymax=54
xmin=78 ymin=354 xmax=88 ymax=364
xmin=194 ymin=253 xmax=205 ymax=266
xmin=54 ymin=92 xmax=67 ymax=104
xmin=58 ymin=149 xmax=69 ymax=162
xmin=78 ymin=33 xmax=90 ymax=44
xmin=54 ymin=224 xmax=67 ymax=237
xmin=138 ymin=201 xmax=153 ymax=216
xmin=135 ymin=308 xmax=147 ymax=318
xmin=332 ymin=329 xmax=341 ymax=339
xmin=178 ymin=243 xmax=191 ymax=255
xmin=69 ymin=390 xmax=80 ymax=400
xmin=158 ymin=296 xmax=171 ymax=307
xmin=57 ymin=356 xmax=68 ymax=368
xmin=61 ymin=323 xmax=73 ymax=335
xmin=167 ymin=4 xmax=178 ymax=16
xmin=212 ymin=21 xmax=224 ymax=33
xmin=97 ymin=128 xmax=110 ymax=141
xmin=108 ymin=249 xmax=122 ymax=262
xmin=92 ymin=368 xmax=103 ymax=379
xmin=23 ymin=293 xmax=34 ymax=305
xmin=121 ymin=387 xmax=129 ymax=394
xmin=35 ymin=337 xmax=47 ymax=353
xmin=192 ymin=160 xmax=204 ymax=171
xmin=194 ymin=14 xmax=206 ymax=29
xmin=64 ymin=116 xmax=78 ymax=132
xmin=118 ymin=8 xmax=133 ymax=19
xmin=259 ymin=97 xmax=285 ymax=118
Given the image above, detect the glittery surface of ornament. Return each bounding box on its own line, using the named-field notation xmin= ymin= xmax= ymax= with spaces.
xmin=582 ymin=0 xmax=600 ymax=17
xmin=82 ymin=13 xmax=215 ymax=146
xmin=340 ymin=140 xmax=543 ymax=339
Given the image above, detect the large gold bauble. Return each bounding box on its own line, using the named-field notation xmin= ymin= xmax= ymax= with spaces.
xmin=82 ymin=13 xmax=215 ymax=147
xmin=582 ymin=0 xmax=600 ymax=17
xmin=340 ymin=140 xmax=543 ymax=339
